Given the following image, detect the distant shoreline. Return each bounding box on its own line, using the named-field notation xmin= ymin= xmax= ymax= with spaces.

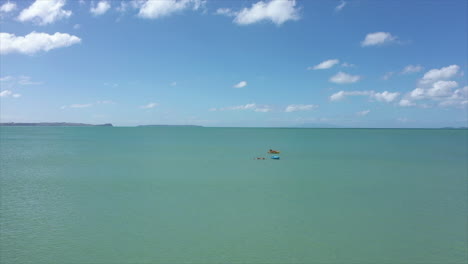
xmin=0 ymin=123 xmax=467 ymax=129
xmin=0 ymin=122 xmax=113 ymax=127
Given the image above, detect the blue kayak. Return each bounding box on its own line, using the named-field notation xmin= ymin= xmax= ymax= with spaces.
xmin=271 ymin=155 xmax=280 ymax=160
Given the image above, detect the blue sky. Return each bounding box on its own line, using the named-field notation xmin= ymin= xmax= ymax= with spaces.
xmin=0 ymin=0 xmax=467 ymax=127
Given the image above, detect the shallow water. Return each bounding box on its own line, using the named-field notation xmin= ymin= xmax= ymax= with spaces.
xmin=1 ymin=127 xmax=467 ymax=263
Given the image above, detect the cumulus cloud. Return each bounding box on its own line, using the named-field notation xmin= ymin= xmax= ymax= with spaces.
xmin=427 ymin=80 xmax=458 ymax=97
xmin=0 ymin=2 xmax=16 ymax=13
xmin=233 ymin=0 xmax=300 ymax=25
xmin=373 ymin=91 xmax=400 ymax=102
xmin=309 ymin=59 xmax=339 ymax=70
xmin=330 ymin=90 xmax=371 ymax=101
xmin=361 ymin=32 xmax=397 ymax=47
xmin=212 ymin=103 xmax=272 ymax=112
xmin=398 ymin=99 xmax=415 ymax=107
xmin=0 ymin=32 xmax=81 ymax=55
xmin=329 ymin=72 xmax=361 ymax=84
xmin=330 ymin=90 xmax=399 ymax=103
xmin=401 ymin=65 xmax=423 ymax=74
xmin=17 ymin=0 xmax=71 ymax=25
xmin=408 ymin=82 xmax=459 ymax=100
xmin=233 ymin=81 xmax=247 ymax=88
xmin=140 ymin=102 xmax=158 ymax=109
xmin=90 ymin=1 xmax=111 ymax=16
xmin=419 ymin=65 xmax=460 ymax=85
xmin=400 ymin=80 xmax=467 ymax=108
xmin=285 ymin=104 xmax=318 ymax=112
xmin=357 ymin=110 xmax=370 ymax=116
xmin=335 ymin=0 xmax=346 ymax=11
xmin=136 ymin=0 xmax=204 ymax=19
xmin=409 ymin=87 xmax=425 ymax=100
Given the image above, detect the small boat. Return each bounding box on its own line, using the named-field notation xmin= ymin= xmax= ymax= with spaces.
xmin=271 ymin=155 xmax=280 ymax=160
xmin=268 ymin=149 xmax=280 ymax=154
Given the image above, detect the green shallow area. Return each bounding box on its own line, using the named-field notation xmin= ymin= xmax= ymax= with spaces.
xmin=1 ymin=127 xmax=467 ymax=263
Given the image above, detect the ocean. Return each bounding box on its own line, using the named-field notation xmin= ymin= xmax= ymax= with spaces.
xmin=1 ymin=127 xmax=467 ymax=263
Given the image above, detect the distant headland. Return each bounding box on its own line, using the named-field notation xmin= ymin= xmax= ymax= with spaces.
xmin=0 ymin=122 xmax=113 ymax=127
xmin=137 ymin=125 xmax=203 ymax=127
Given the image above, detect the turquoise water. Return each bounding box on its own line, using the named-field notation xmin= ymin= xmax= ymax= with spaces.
xmin=1 ymin=127 xmax=467 ymax=263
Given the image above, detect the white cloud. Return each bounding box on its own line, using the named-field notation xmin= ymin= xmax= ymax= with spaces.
xmin=427 ymin=80 xmax=458 ymax=97
xmin=140 ymin=102 xmax=158 ymax=109
xmin=373 ymin=91 xmax=400 ymax=102
xmin=382 ymin=72 xmax=394 ymax=80
xmin=90 ymin=1 xmax=111 ymax=16
xmin=136 ymin=0 xmax=203 ymax=19
xmin=330 ymin=90 xmax=371 ymax=101
xmin=361 ymin=32 xmax=397 ymax=47
xmin=401 ymin=81 xmax=467 ymax=108
xmin=309 ymin=59 xmax=339 ymax=70
xmin=330 ymin=90 xmax=399 ymax=103
xmin=329 ymin=72 xmax=361 ymax=84
xmin=233 ymin=81 xmax=247 ymax=88
xmin=73 ymin=24 xmax=80 ymax=29
xmin=227 ymin=103 xmax=256 ymax=110
xmin=213 ymin=103 xmax=272 ymax=112
xmin=0 ymin=2 xmax=16 ymax=13
xmin=233 ymin=0 xmax=300 ymax=25
xmin=357 ymin=110 xmax=370 ymax=116
xmin=170 ymin=81 xmax=177 ymax=86
xmin=398 ymin=99 xmax=415 ymax=107
xmin=12 ymin=93 xmax=21 ymax=98
xmin=335 ymin=0 xmax=346 ymax=11
xmin=0 ymin=32 xmax=81 ymax=55
xmin=419 ymin=65 xmax=460 ymax=84
xmin=17 ymin=0 xmax=72 ymax=25
xmin=401 ymin=65 xmax=423 ymax=74
xmin=285 ymin=104 xmax=318 ymax=112
xmin=0 ymin=90 xmax=12 ymax=97
xmin=409 ymin=87 xmax=425 ymax=100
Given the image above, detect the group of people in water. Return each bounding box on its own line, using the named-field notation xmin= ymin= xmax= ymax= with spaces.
xmin=255 ymin=149 xmax=280 ymax=160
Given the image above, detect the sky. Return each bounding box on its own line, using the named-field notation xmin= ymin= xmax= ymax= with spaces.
xmin=0 ymin=0 xmax=467 ymax=128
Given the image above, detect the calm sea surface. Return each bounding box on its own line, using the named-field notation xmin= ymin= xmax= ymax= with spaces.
xmin=1 ymin=127 xmax=467 ymax=263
